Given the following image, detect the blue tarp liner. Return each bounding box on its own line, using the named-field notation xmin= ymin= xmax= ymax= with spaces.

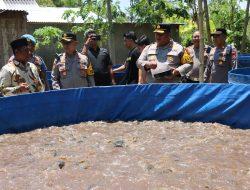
xmin=228 ymin=68 xmax=250 ymax=84
xmin=238 ymin=54 xmax=250 ymax=68
xmin=0 ymin=83 xmax=249 ymax=134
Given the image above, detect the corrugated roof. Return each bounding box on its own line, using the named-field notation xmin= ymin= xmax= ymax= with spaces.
xmin=0 ymin=0 xmax=38 ymax=10
xmin=0 ymin=0 xmax=85 ymax=23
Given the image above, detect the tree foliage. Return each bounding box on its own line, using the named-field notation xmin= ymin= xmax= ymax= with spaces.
xmin=209 ymin=0 xmax=248 ymax=50
xmin=63 ymin=0 xmax=126 ymax=42
xmin=129 ymin=0 xmax=189 ymax=24
xmin=33 ymin=26 xmax=63 ymax=50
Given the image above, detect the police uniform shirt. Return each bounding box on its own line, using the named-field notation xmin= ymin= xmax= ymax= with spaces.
xmin=0 ymin=60 xmax=44 ymax=96
xmin=51 ymin=52 xmax=90 ymax=89
xmin=137 ymin=40 xmax=192 ymax=83
xmin=88 ymin=47 xmax=113 ymax=86
xmin=121 ymin=47 xmax=141 ymax=84
xmin=205 ymin=46 xmax=238 ymax=83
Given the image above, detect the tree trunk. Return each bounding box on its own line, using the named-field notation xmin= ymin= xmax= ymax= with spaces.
xmin=241 ymin=0 xmax=250 ymax=53
xmin=106 ymin=0 xmax=113 ymax=52
xmin=204 ymin=0 xmax=212 ymax=45
xmin=198 ymin=0 xmax=204 ymax=82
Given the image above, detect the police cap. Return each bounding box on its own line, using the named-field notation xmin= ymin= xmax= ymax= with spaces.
xmin=211 ymin=28 xmax=227 ymax=36
xmin=154 ymin=24 xmax=171 ymax=34
xmin=61 ymin=32 xmax=77 ymax=42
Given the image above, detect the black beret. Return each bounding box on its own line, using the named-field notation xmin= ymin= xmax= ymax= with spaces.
xmin=10 ymin=38 xmax=28 ymax=50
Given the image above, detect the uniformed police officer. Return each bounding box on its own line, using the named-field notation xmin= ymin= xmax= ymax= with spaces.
xmin=184 ymin=31 xmax=211 ymax=83
xmin=8 ymin=34 xmax=49 ymax=90
xmin=51 ymin=32 xmax=94 ymax=90
xmin=137 ymin=24 xmax=193 ymax=83
xmin=204 ymin=28 xmax=238 ymax=83
xmin=0 ymin=38 xmax=44 ymax=96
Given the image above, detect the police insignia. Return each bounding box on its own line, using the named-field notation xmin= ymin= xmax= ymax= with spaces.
xmin=181 ymin=49 xmax=192 ymax=64
xmin=167 ymin=55 xmax=173 ymax=62
xmin=87 ymin=64 xmax=94 ymax=76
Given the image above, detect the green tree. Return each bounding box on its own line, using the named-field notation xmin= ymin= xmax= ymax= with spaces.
xmin=34 ymin=0 xmax=127 ymax=49
xmin=63 ymin=0 xmax=126 ymax=42
xmin=129 ymin=0 xmax=189 ymax=24
xmin=33 ymin=26 xmax=63 ymax=51
xmin=241 ymin=0 xmax=250 ymax=52
xmin=209 ymin=0 xmax=246 ymax=49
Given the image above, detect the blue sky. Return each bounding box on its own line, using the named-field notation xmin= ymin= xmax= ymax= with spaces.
xmin=119 ymin=0 xmax=130 ymax=10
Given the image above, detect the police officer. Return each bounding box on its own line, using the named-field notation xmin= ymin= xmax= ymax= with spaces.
xmin=184 ymin=31 xmax=211 ymax=83
xmin=113 ymin=31 xmax=141 ymax=84
xmin=205 ymin=28 xmax=238 ymax=83
xmin=0 ymin=38 xmax=44 ymax=96
xmin=82 ymin=29 xmax=115 ymax=86
xmin=8 ymin=34 xmax=49 ymax=90
xmin=137 ymin=24 xmax=193 ymax=83
xmin=51 ymin=32 xmax=94 ymax=90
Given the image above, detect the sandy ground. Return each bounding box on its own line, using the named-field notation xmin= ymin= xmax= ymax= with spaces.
xmin=0 ymin=121 xmax=250 ymax=190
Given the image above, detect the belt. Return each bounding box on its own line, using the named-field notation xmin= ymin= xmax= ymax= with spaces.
xmin=153 ymin=70 xmax=172 ymax=79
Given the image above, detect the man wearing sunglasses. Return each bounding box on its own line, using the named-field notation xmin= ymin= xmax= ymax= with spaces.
xmin=137 ymin=23 xmax=193 ymax=83
xmin=51 ymin=32 xmax=94 ymax=90
xmin=205 ymin=28 xmax=238 ymax=83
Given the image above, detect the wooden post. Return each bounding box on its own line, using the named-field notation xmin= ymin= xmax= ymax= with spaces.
xmin=204 ymin=0 xmax=212 ymax=45
xmin=198 ymin=0 xmax=204 ymax=82
xmin=106 ymin=0 xmax=112 ymax=52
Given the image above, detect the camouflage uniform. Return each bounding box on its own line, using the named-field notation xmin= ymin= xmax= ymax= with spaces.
xmin=204 ymin=45 xmax=238 ymax=83
xmin=137 ymin=40 xmax=192 ymax=83
xmin=0 ymin=60 xmax=44 ymax=96
xmin=51 ymin=52 xmax=94 ymax=90
xmin=9 ymin=54 xmax=49 ymax=90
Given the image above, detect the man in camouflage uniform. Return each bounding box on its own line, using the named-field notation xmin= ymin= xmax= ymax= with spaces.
xmin=0 ymin=38 xmax=44 ymax=96
xmin=184 ymin=31 xmax=211 ymax=83
xmin=51 ymin=32 xmax=94 ymax=90
xmin=8 ymin=34 xmax=49 ymax=90
xmin=137 ymin=24 xmax=193 ymax=83
xmin=205 ymin=28 xmax=238 ymax=83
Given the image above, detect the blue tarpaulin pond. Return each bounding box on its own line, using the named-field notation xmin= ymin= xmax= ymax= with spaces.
xmin=0 ymin=83 xmax=249 ymax=134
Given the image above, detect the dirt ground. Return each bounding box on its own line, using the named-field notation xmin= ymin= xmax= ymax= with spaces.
xmin=0 ymin=121 xmax=250 ymax=190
